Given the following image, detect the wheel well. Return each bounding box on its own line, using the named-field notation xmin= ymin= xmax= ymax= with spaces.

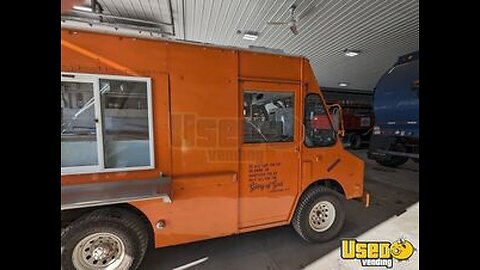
xmin=61 ymin=204 xmax=154 ymax=247
xmin=303 ymin=179 xmax=345 ymax=197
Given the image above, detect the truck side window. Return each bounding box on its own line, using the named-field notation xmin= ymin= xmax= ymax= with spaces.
xmin=100 ymin=79 xmax=151 ymax=168
xmin=243 ymin=91 xmax=294 ymax=143
xmin=61 ymin=81 xmax=99 ymax=167
xmin=304 ymin=94 xmax=336 ymax=147
xmin=61 ymin=73 xmax=154 ymax=174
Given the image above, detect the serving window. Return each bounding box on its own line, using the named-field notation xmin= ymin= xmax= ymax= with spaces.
xmin=61 ymin=73 xmax=154 ymax=175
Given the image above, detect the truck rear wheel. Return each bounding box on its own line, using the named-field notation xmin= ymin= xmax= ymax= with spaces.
xmin=375 ymin=155 xmax=408 ymax=167
xmin=350 ymin=134 xmax=362 ymax=149
xmin=375 ymin=143 xmax=409 ymax=167
xmin=61 ymin=207 xmax=149 ymax=270
xmin=292 ymin=186 xmax=346 ymax=242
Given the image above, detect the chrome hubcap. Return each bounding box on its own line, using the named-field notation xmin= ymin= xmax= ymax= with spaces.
xmin=308 ymin=201 xmax=336 ymax=232
xmin=73 ymin=232 xmax=125 ymax=269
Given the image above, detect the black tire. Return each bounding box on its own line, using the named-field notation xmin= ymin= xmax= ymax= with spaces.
xmin=350 ymin=134 xmax=362 ymax=149
xmin=375 ymin=143 xmax=409 ymax=168
xmin=376 ymin=155 xmax=408 ymax=167
xmin=61 ymin=207 xmax=149 ymax=270
xmin=292 ymin=186 xmax=346 ymax=242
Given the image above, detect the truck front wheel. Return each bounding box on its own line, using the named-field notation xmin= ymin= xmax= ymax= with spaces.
xmin=292 ymin=186 xmax=346 ymax=242
xmin=61 ymin=207 xmax=149 ymax=270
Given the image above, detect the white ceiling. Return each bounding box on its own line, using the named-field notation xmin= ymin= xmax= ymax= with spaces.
xmin=67 ymin=0 xmax=419 ymax=91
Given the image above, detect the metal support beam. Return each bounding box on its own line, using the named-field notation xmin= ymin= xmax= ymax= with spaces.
xmin=70 ymin=10 xmax=174 ymax=27
xmin=61 ymin=16 xmax=174 ymax=36
xmin=63 ymin=0 xmax=176 ymax=37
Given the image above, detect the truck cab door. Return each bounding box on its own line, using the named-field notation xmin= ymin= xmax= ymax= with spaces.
xmin=301 ymin=93 xmax=345 ymax=191
xmin=238 ymin=80 xmax=301 ymax=228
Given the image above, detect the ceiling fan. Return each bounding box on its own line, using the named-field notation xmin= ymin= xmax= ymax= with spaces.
xmin=267 ymin=3 xmax=320 ymax=35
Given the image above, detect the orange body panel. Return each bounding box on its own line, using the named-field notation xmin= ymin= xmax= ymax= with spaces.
xmin=61 ymin=29 xmax=364 ymax=248
xmin=130 ymin=172 xmax=238 ymax=248
xmin=239 ymin=51 xmax=301 ymax=81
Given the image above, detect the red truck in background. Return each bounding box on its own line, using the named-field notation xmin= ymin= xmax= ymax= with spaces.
xmin=326 ymin=99 xmax=374 ymax=149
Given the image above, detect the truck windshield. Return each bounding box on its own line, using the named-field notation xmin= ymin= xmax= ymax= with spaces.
xmin=304 ymin=94 xmax=336 ymax=147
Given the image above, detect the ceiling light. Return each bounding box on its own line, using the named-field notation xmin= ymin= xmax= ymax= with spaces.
xmin=338 ymin=82 xmax=349 ymax=87
xmin=243 ymin=32 xmax=259 ymax=41
xmin=73 ymin=5 xmax=93 ymax=12
xmin=344 ymin=49 xmax=361 ymax=57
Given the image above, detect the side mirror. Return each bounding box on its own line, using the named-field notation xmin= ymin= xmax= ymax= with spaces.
xmin=328 ymin=104 xmax=345 ymax=137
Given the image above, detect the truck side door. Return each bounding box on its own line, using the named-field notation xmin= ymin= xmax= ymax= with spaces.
xmin=238 ymin=80 xmax=301 ymax=228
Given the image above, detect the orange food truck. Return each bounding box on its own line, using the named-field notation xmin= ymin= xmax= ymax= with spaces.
xmin=61 ymin=28 xmax=367 ymax=269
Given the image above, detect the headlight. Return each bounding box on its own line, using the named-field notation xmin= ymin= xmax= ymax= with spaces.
xmin=373 ymin=126 xmax=381 ymax=135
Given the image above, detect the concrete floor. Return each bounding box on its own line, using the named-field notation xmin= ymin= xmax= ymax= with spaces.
xmin=305 ymin=202 xmax=419 ymax=269
xmin=140 ymin=149 xmax=419 ymax=270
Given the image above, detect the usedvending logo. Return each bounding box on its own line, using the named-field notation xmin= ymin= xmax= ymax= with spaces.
xmin=341 ymin=239 xmax=415 ymax=268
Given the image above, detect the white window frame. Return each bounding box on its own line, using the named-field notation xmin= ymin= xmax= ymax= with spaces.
xmin=61 ymin=72 xmax=155 ymax=176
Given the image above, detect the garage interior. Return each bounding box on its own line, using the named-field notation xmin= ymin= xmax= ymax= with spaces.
xmin=61 ymin=0 xmax=419 ymax=269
